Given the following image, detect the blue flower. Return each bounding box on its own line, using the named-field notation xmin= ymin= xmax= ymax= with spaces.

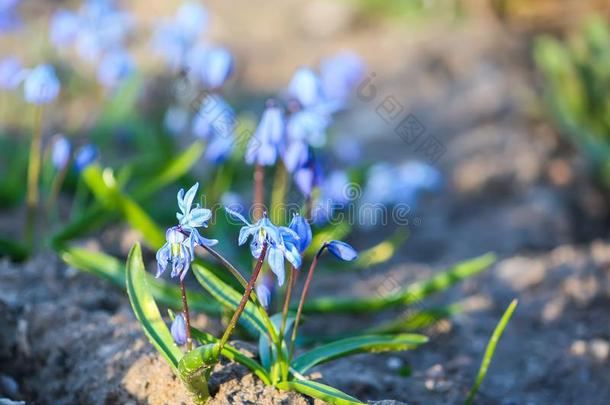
xmin=293 ymin=151 xmax=323 ymax=197
xmin=51 ymin=136 xmax=71 ymax=170
xmin=74 ymin=145 xmax=98 ymax=172
xmin=287 ymin=67 xmax=324 ymax=109
xmin=23 ymin=65 xmax=60 ymax=105
xmin=0 ymin=57 xmax=23 ymax=90
xmin=225 ymin=207 xmax=301 ymax=286
xmin=50 ymin=10 xmax=80 ymax=48
xmin=97 ymin=49 xmax=134 ymax=89
xmin=288 ymin=213 xmax=312 ymax=253
xmin=321 ymin=240 xmax=358 ymax=261
xmin=255 ymin=272 xmax=275 ymax=309
xmin=199 ymin=47 xmax=233 ymax=89
xmin=245 ymin=102 xmax=284 ymax=166
xmin=171 ymin=313 xmax=188 ymax=345
xmin=174 ymin=1 xmax=208 ymax=41
xmin=320 ymin=52 xmax=364 ymax=105
xmin=0 ymin=0 xmax=21 ymax=32
xmin=176 ymin=183 xmax=218 ymax=247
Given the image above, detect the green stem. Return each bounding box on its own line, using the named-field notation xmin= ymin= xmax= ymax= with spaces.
xmin=180 ymin=277 xmax=194 ymax=351
xmin=218 ymin=241 xmax=268 ymax=354
xmin=25 ymin=106 xmax=44 ymax=248
xmin=253 ymin=164 xmax=264 ymax=220
xmin=288 ymin=252 xmax=321 ymax=363
xmin=47 ymin=163 xmax=69 ymax=217
xmin=278 ymin=266 xmax=295 ymax=381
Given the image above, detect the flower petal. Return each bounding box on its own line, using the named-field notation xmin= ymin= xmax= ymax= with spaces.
xmin=267 ymin=247 xmax=286 ymax=286
xmin=171 ymin=314 xmax=187 ymax=346
xmin=225 ymin=206 xmax=250 ymax=226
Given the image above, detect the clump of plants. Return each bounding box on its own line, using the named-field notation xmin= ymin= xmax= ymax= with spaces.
xmin=0 ymin=1 xmax=516 ymax=403
xmin=534 ymin=15 xmax=610 ymax=183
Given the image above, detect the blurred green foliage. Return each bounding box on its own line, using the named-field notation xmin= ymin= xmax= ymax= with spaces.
xmin=534 ymin=15 xmax=610 ymax=183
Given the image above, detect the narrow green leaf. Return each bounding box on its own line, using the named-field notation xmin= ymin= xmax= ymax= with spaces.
xmin=188 ymin=327 xmax=271 ymax=385
xmin=277 ymin=380 xmax=364 ymax=405
xmin=60 ymin=245 xmax=220 ymax=314
xmin=351 ymin=229 xmax=408 ymax=270
xmin=302 ymin=253 xmax=496 ymax=314
xmin=0 ymin=236 xmax=29 ymax=262
xmin=125 ymin=243 xmax=183 ymax=372
xmin=177 ymin=343 xmax=217 ymax=404
xmin=132 ymin=140 xmax=205 ymax=197
xmin=51 ymin=141 xmax=204 ymax=245
xmin=465 ymin=299 xmax=518 ymax=405
xmin=192 ymin=262 xmax=269 ymax=337
xmin=292 ymin=334 xmax=428 ymax=374
xmin=81 ymin=165 xmax=165 ymax=248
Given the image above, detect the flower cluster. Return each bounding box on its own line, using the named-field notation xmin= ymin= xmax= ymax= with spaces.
xmin=49 ymin=0 xmax=134 ymax=89
xmin=156 ymin=183 xmax=218 ymax=280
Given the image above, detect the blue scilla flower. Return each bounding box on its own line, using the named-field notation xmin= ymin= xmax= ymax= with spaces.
xmin=321 ymin=240 xmax=358 ymax=261
xmin=171 ymin=313 xmax=188 ymax=345
xmin=286 ymin=101 xmax=338 ymax=149
xmin=0 ymin=57 xmax=23 ymax=90
xmin=174 ymin=1 xmax=208 ymax=41
xmin=205 ymin=131 xmax=234 ymax=164
xmin=287 ymin=67 xmax=324 ymax=109
xmin=245 ymin=102 xmax=284 ymax=166
xmin=50 ymin=10 xmax=80 ymax=48
xmin=157 ymin=183 xmax=217 ymax=280
xmin=225 ymin=207 xmax=301 ymax=286
xmin=97 ymin=49 xmax=134 ymax=89
xmin=176 ymin=183 xmax=218 ymax=249
xmin=192 ymin=95 xmax=234 ymax=140
xmin=199 ymin=47 xmax=233 ymax=89
xmin=255 ymin=272 xmax=275 ymax=309
xmin=23 ymin=64 xmax=60 ymax=105
xmin=320 ymin=52 xmax=364 ymax=105
xmin=0 ymin=0 xmax=21 ymax=32
xmin=293 ymin=150 xmax=323 ymax=197
xmin=156 ymin=226 xmax=194 ymax=280
xmin=152 ymin=22 xmax=191 ymax=70
xmin=51 ymin=135 xmax=71 ymax=170
xmin=288 ymin=213 xmax=312 ymax=253
xmin=74 ymin=144 xmax=98 ymax=172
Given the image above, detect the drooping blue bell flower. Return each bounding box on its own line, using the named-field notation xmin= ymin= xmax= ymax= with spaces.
xmin=205 ymin=131 xmax=234 ymax=164
xmin=287 ymin=67 xmax=324 ymax=109
xmin=51 ymin=135 xmax=71 ymax=170
xmin=285 ymin=104 xmax=334 ymax=149
xmin=225 ymin=207 xmax=301 ymax=286
xmin=50 ymin=10 xmax=80 ymax=48
xmin=199 ymin=47 xmax=233 ymax=89
xmin=282 ymin=139 xmax=309 ymax=173
xmin=255 ymin=272 xmax=275 ymax=309
xmin=97 ymin=49 xmax=134 ymax=89
xmin=245 ymin=101 xmax=285 ymax=166
xmin=23 ymin=64 xmax=60 ymax=105
xmin=321 ymin=240 xmax=358 ymax=261
xmin=192 ymin=95 xmax=234 ymax=140
xmin=288 ymin=213 xmax=312 ymax=253
xmin=171 ymin=313 xmax=188 ymax=345
xmin=74 ymin=144 xmax=98 ymax=172
xmin=293 ymin=150 xmax=323 ymax=197
xmin=0 ymin=57 xmax=23 ymax=90
xmin=320 ymin=51 xmax=365 ymax=105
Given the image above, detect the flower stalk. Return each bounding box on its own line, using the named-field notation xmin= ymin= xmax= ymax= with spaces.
xmin=253 ymin=164 xmax=264 ymax=220
xmin=288 ymin=250 xmax=321 ymax=362
xmin=217 ymin=241 xmax=268 ymax=354
xmin=25 ymin=106 xmax=44 ymax=247
xmin=179 ymin=277 xmax=194 ymax=351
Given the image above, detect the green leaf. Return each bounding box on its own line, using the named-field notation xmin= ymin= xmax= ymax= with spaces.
xmin=277 ymin=380 xmax=364 ymax=405
xmin=292 ymin=334 xmax=428 ymax=374
xmin=302 ymin=253 xmax=496 ymax=314
xmin=465 ymin=299 xmax=518 ymax=405
xmin=351 ymin=229 xmax=408 ymax=270
xmin=188 ymin=326 xmax=271 ymax=385
xmin=132 ymin=140 xmax=205 ymax=197
xmin=59 ymin=245 xmax=220 ymax=314
xmin=125 ymin=243 xmax=183 ymax=373
xmin=0 ymin=236 xmax=29 ymax=262
xmin=192 ymin=262 xmax=270 ymax=337
xmin=51 ymin=141 xmax=204 ymax=245
xmin=81 ymin=164 xmax=165 ymax=248
xmin=177 ymin=343 xmax=217 ymax=404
